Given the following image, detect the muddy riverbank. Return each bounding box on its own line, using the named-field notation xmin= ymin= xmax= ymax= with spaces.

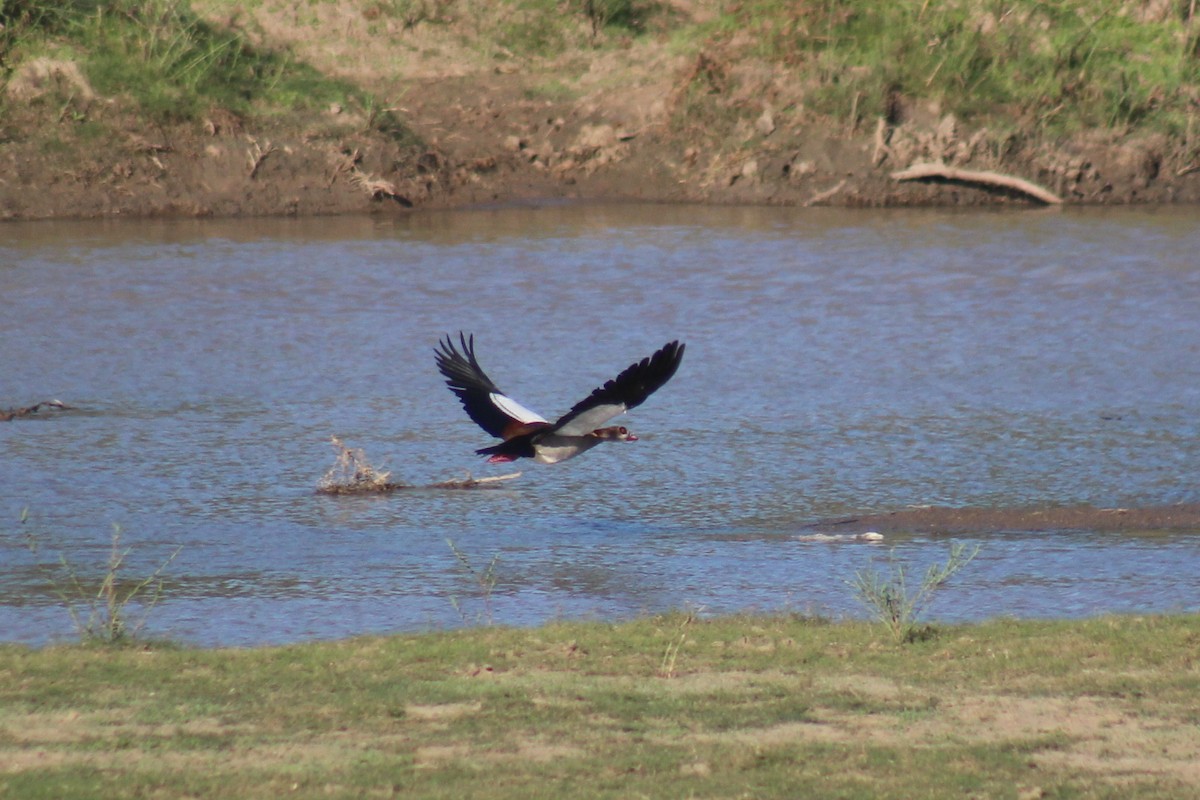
xmin=4 ymin=2 xmax=1200 ymax=220
xmin=810 ymin=504 xmax=1200 ymax=536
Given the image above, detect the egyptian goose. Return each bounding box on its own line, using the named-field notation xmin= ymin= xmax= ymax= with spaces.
xmin=435 ymin=333 xmax=685 ymax=464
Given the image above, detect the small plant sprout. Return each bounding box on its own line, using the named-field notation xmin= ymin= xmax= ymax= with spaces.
xmin=19 ymin=512 xmax=182 ymax=646
xmin=659 ymin=608 xmax=700 ymax=679
xmin=72 ymin=525 xmax=180 ymax=644
xmin=848 ymin=541 xmax=980 ymax=644
xmin=445 ymin=537 xmax=500 ymax=626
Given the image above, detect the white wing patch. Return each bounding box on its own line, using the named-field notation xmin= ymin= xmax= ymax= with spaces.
xmin=554 ymin=403 xmax=627 ymax=436
xmin=491 ymin=392 xmax=548 ymax=424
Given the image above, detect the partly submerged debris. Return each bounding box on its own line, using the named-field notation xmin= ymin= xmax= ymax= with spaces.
xmin=1 ymin=399 xmax=73 ymax=421
xmin=427 ymin=471 xmax=522 ymax=490
xmin=316 ymin=437 xmax=520 ymax=494
xmin=318 ymin=436 xmax=399 ymax=493
xmin=796 ymin=531 xmax=885 ymax=544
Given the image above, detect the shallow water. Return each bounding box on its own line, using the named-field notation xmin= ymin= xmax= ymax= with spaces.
xmin=2 ymin=204 xmax=1199 ymax=646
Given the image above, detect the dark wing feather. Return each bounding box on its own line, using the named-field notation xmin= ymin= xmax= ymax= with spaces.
xmin=552 ymin=340 xmax=685 ymax=436
xmin=435 ymin=333 xmax=545 ymax=440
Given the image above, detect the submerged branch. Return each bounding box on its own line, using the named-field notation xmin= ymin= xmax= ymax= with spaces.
xmin=428 ymin=472 xmax=522 ymax=490
xmin=316 ymin=437 xmax=520 ymax=494
xmin=1 ymin=400 xmax=73 ymax=421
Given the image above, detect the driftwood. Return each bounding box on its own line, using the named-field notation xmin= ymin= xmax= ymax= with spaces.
xmin=795 ymin=532 xmax=885 ymax=543
xmin=1 ymin=400 xmax=72 ymax=421
xmin=804 ymin=179 xmax=847 ymax=207
xmin=316 ymin=471 xmax=522 ymax=495
xmin=246 ymin=137 xmax=277 ymax=179
xmin=316 ymin=437 xmax=521 ymax=494
xmin=891 ymin=162 xmax=1063 ymax=205
xmin=427 ymin=471 xmax=522 ymax=490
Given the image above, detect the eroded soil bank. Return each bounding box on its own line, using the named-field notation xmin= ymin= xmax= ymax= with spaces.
xmin=4 ymin=2 xmax=1200 ymax=220
xmin=4 ymin=75 xmax=1195 ymax=221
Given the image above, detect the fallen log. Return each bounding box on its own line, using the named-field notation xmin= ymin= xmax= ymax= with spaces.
xmin=1 ymin=400 xmax=73 ymax=421
xmin=891 ymin=162 xmax=1063 ymax=205
xmin=428 ymin=471 xmax=522 ymax=490
xmin=804 ymin=179 xmax=847 ymax=207
xmin=316 ymin=437 xmax=521 ymax=494
xmin=316 ymin=470 xmax=521 ymax=494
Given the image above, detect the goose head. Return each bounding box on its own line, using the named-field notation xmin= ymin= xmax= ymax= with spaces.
xmin=591 ymin=425 xmax=637 ymax=442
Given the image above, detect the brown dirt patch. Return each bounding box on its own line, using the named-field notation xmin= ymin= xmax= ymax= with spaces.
xmin=405 ymin=702 xmax=482 ymax=721
xmin=689 ymin=682 xmax=1200 ymax=785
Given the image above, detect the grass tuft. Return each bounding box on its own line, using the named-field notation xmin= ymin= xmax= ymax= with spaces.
xmin=16 ymin=509 xmax=181 ymax=646
xmin=657 ymin=606 xmax=697 ymax=678
xmin=848 ymin=540 xmax=979 ymax=644
xmin=445 ymin=537 xmax=499 ymax=625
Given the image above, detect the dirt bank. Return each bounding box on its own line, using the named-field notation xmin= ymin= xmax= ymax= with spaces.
xmin=4 ymin=73 xmax=1195 ymax=222
xmin=4 ymin=2 xmax=1200 ymax=221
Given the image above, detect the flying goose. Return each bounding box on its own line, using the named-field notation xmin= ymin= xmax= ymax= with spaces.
xmin=435 ymin=333 xmax=685 ymax=464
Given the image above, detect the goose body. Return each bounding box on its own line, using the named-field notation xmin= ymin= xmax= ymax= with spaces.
xmin=435 ymin=333 xmax=685 ymax=464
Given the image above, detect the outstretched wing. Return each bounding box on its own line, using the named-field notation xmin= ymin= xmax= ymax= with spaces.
xmin=552 ymin=340 xmax=685 ymax=436
xmin=435 ymin=333 xmax=549 ymax=440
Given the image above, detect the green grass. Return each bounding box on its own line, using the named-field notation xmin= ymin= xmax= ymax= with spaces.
xmin=11 ymin=1 xmax=1190 ymax=152
xmin=492 ymin=0 xmax=671 ymax=56
xmin=2 ymin=613 xmax=1199 ymax=798
xmin=691 ymin=0 xmax=1200 ymax=136
xmin=0 ymin=0 xmax=402 ymax=129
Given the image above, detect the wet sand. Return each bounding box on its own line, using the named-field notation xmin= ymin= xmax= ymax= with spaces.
xmin=809 ymin=504 xmax=1200 ymax=535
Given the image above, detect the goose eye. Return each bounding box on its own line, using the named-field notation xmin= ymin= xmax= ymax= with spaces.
xmin=618 ymin=426 xmax=628 ymax=435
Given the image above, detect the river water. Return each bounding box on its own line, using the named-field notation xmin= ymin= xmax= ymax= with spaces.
xmin=2 ymin=204 xmax=1198 ymax=647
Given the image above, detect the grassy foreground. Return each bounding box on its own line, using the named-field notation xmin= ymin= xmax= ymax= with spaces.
xmin=3 ymin=613 xmax=1198 ymax=798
